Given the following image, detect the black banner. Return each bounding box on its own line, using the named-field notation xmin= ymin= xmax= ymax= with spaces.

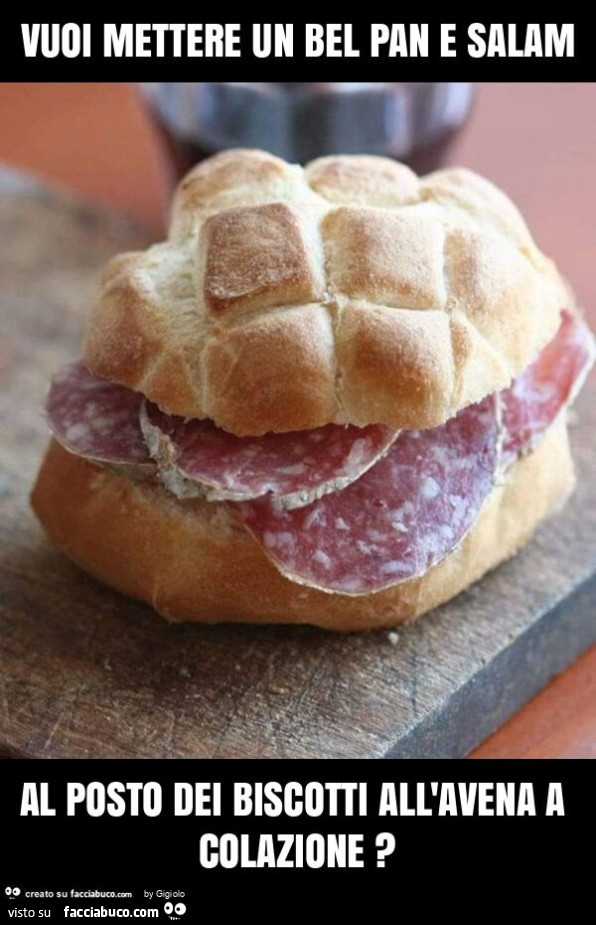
xmin=0 ymin=18 xmax=593 ymax=80
xmin=2 ymin=759 xmax=590 ymax=909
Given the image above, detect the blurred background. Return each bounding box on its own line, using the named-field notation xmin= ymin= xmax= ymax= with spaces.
xmin=0 ymin=82 xmax=594 ymax=759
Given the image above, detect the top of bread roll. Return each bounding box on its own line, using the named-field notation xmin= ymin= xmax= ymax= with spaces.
xmin=83 ymin=149 xmax=568 ymax=436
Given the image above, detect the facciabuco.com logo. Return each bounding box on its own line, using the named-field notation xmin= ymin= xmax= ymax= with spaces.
xmin=63 ymin=908 xmax=158 ymax=918
xmin=70 ymin=893 xmax=133 ymax=899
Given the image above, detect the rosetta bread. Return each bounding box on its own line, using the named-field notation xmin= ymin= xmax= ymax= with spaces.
xmin=83 ymin=150 xmax=568 ymax=436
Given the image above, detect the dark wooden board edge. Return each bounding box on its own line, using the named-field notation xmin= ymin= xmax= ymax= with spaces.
xmin=387 ymin=573 xmax=596 ymax=758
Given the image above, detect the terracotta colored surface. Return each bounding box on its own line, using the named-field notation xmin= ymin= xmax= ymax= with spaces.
xmin=472 ymin=646 xmax=596 ymax=759
xmin=0 ymin=83 xmax=167 ymax=230
xmin=0 ymin=81 xmax=594 ymax=759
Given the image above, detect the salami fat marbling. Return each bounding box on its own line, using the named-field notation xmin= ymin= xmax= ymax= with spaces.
xmin=239 ymin=396 xmax=499 ymax=594
xmin=501 ymin=310 xmax=594 ymax=464
xmin=141 ymin=401 xmax=397 ymax=508
xmin=45 ymin=362 xmax=153 ymax=470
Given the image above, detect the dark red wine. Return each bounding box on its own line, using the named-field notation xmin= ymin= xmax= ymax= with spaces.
xmin=140 ymin=82 xmax=474 ymax=184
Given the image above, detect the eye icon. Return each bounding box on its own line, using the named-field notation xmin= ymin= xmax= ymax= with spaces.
xmin=164 ymin=901 xmax=186 ymax=919
xmin=175 ymin=904 xmax=186 ymax=916
xmin=164 ymin=903 xmax=173 ymax=915
xmin=5 ymin=888 xmax=20 ymax=897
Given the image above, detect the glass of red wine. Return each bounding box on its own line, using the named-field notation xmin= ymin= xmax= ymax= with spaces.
xmin=139 ymin=82 xmax=475 ymax=186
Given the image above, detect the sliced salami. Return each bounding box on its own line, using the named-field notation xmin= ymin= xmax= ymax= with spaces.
xmin=141 ymin=401 xmax=398 ymax=507
xmin=45 ymin=361 xmax=154 ymax=472
xmin=238 ymin=396 xmax=499 ymax=595
xmin=501 ymin=309 xmax=595 ymax=464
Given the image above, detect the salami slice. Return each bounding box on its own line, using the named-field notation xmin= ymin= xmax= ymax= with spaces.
xmin=239 ymin=396 xmax=499 ymax=594
xmin=45 ymin=361 xmax=154 ymax=472
xmin=141 ymin=401 xmax=398 ymax=507
xmin=501 ymin=310 xmax=595 ymax=464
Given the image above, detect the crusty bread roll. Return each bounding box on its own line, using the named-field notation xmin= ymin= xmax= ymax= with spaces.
xmin=31 ymin=415 xmax=574 ymax=632
xmin=83 ymin=150 xmax=567 ymax=436
xmin=33 ymin=151 xmax=592 ymax=631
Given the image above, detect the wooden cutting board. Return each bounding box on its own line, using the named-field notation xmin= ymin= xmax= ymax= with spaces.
xmin=1 ymin=165 xmax=595 ymax=759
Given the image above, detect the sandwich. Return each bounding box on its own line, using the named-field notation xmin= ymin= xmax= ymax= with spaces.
xmin=31 ymin=149 xmax=595 ymax=631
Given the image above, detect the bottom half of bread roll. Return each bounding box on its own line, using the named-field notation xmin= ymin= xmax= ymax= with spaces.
xmin=31 ymin=414 xmax=574 ymax=632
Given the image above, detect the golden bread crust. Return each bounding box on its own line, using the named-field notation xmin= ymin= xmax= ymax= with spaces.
xmin=83 ymin=150 xmax=568 ymax=435
xmin=31 ymin=418 xmax=574 ymax=631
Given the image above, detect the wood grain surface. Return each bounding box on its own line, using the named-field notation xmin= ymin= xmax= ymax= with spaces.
xmin=1 ymin=165 xmax=594 ymax=759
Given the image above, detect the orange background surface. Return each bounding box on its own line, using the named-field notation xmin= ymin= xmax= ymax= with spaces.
xmin=0 ymin=81 xmax=594 ymax=758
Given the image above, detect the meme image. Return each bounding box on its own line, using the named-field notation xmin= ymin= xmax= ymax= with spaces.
xmin=1 ymin=17 xmax=594 ymax=910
